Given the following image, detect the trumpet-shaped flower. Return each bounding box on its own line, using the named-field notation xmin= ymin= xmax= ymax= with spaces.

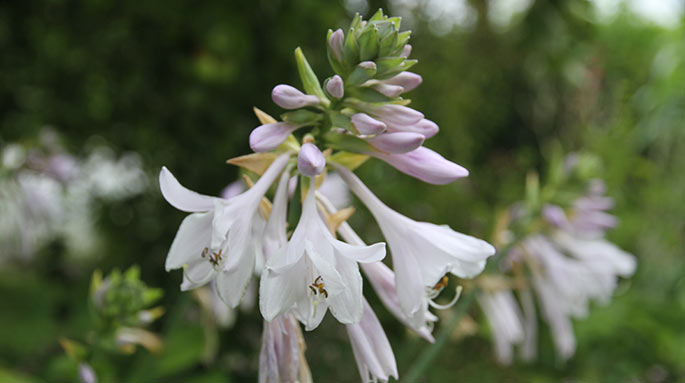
xmin=160 ymin=153 xmax=290 ymax=307
xmin=346 ymin=299 xmax=398 ymax=382
xmin=337 ymin=166 xmax=495 ymax=328
xmin=260 ymin=180 xmax=386 ymax=330
xmin=477 ymin=289 xmax=525 ymax=364
xmin=259 ymin=313 xmax=311 ymax=383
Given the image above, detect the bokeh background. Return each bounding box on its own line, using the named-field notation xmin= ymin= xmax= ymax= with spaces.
xmin=1 ymin=0 xmax=684 ymax=382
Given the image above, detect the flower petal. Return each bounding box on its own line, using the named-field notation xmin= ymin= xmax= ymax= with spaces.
xmin=166 ymin=212 xmax=212 ymax=271
xmin=159 ymin=167 xmax=216 ymax=212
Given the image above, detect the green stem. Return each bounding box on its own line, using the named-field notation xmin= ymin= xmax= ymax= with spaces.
xmin=403 ymin=288 xmax=478 ymax=383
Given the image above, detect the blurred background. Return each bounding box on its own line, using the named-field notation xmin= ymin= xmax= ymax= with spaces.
xmin=1 ymin=0 xmax=683 ymax=382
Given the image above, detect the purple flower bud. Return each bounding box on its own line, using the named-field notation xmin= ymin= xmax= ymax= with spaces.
xmin=351 ymin=113 xmax=387 ymax=135
xmin=288 ymin=175 xmax=298 ymax=198
xmin=367 ymin=132 xmax=425 ymax=154
xmin=359 ymin=61 xmax=377 ymax=71
xmin=382 ymin=72 xmax=423 ymax=93
xmin=78 ymin=363 xmax=97 ymax=383
xmin=369 ymin=104 xmax=423 ymax=126
xmin=542 ymin=204 xmax=568 ymax=228
xmin=326 ymin=75 xmax=344 ymax=99
xmin=371 ymin=83 xmax=405 ymax=98
xmin=372 ymin=146 xmax=469 ymax=184
xmin=249 ymin=122 xmax=298 ymax=153
xmin=400 ymin=44 xmax=412 ymax=58
xmin=328 ymin=28 xmax=345 ymax=62
xmin=297 ymin=143 xmax=326 ymax=177
xmin=271 ymin=84 xmax=320 ymax=110
xmin=386 ymin=119 xmax=439 ymax=138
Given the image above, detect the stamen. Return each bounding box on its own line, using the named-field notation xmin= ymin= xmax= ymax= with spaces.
xmin=428 ymin=285 xmax=463 ymax=310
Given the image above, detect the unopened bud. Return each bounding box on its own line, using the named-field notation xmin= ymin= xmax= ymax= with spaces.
xmin=297 ymin=143 xmax=326 ymax=177
xmin=351 ymin=113 xmax=387 ymax=135
xmin=369 ymin=104 xmax=423 ymax=126
xmin=367 ymin=132 xmax=425 ymax=154
xmin=249 ymin=122 xmax=299 ymax=152
xmin=326 ymin=75 xmax=344 ymax=99
xmin=387 ymin=119 xmax=439 ymax=139
xmin=271 ymin=84 xmax=320 ymax=110
xmin=372 ymin=146 xmax=469 ymax=184
xmin=328 ymin=28 xmax=345 ymax=62
xmin=371 ymin=83 xmax=405 ymax=98
xmin=79 ymin=363 xmax=97 ymax=383
xmin=382 ymin=72 xmax=422 ymax=93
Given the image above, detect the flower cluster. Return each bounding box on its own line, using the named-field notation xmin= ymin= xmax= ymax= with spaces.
xmin=477 ymin=153 xmax=636 ymax=363
xmin=160 ymin=10 xmax=495 ymax=382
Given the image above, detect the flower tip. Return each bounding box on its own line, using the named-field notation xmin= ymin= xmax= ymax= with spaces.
xmin=271 ymin=84 xmax=319 ymax=109
xmin=297 ymin=143 xmax=326 ymax=177
xmin=326 ymin=75 xmax=344 ymax=99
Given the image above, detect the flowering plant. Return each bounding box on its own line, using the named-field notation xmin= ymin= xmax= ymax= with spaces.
xmin=159 ymin=9 xmax=495 ymax=382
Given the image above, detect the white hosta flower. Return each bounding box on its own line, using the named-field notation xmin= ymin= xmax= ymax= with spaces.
xmin=316 ymin=191 xmax=436 ymax=342
xmin=160 ymin=153 xmax=290 ymax=307
xmin=522 ymin=233 xmax=635 ymax=359
xmin=477 ymin=289 xmax=525 ymax=364
xmin=260 ymin=181 xmax=386 ymax=330
xmin=259 ymin=313 xmax=312 ymax=383
xmin=337 ymin=166 xmax=495 ymax=329
xmin=346 ymin=299 xmax=398 ymax=382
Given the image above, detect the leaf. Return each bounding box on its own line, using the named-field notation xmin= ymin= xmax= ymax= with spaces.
xmin=343 ymin=27 xmax=360 ymax=66
xmin=253 ymin=107 xmax=277 ymax=124
xmin=281 ymin=109 xmax=322 ymax=125
xmin=328 ymin=151 xmax=370 ymax=171
xmin=226 ymin=152 xmax=278 ymax=175
xmin=358 ymin=26 xmax=379 ymax=61
xmin=294 ymin=47 xmax=329 ymax=106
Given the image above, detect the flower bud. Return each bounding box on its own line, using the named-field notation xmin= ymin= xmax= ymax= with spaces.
xmin=328 ymin=28 xmax=345 ymax=62
xmin=543 ymin=204 xmax=568 ymax=228
xmin=386 ymin=119 xmax=439 ymax=139
xmin=367 ymin=132 xmax=425 ymax=154
xmin=369 ymin=104 xmax=423 ymax=126
xmin=348 ymin=61 xmax=377 ymax=85
xmin=249 ymin=122 xmax=298 ymax=153
xmin=297 ymin=143 xmax=326 ymax=177
xmin=371 ymin=83 xmax=405 ymax=98
xmin=372 ymin=146 xmax=469 ymax=184
xmin=351 ymin=113 xmax=386 ymax=135
xmin=326 ymin=75 xmax=344 ymax=99
xmin=271 ymin=84 xmax=320 ymax=110
xmin=400 ymin=44 xmax=412 ymax=58
xmin=78 ymin=363 xmax=97 ymax=383
xmin=382 ymin=72 xmax=423 ymax=93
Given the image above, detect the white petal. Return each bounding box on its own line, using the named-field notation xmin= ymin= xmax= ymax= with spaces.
xmin=159 ymin=167 xmax=215 ymax=212
xmin=166 ymin=212 xmax=212 ymax=271
xmin=263 ymin=170 xmax=291 ymax=260
xmin=259 ymin=257 xmax=306 ymax=321
xmin=327 ymin=256 xmax=364 ymax=324
xmin=332 ymin=239 xmax=386 ymax=263
xmin=346 ymin=299 xmax=398 ymax=381
xmin=182 ymin=259 xmax=214 ymax=289
xmin=305 ymin=240 xmax=345 ymax=298
xmin=216 ymin=242 xmax=257 ymax=308
xmin=389 ymin=236 xmax=428 ymax=328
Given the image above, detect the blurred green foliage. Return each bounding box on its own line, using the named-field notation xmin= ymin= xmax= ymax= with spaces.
xmin=0 ymin=0 xmax=683 ymax=382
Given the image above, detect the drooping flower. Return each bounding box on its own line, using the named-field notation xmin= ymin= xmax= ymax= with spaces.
xmin=336 ymin=166 xmax=495 ymax=328
xmin=160 ymin=153 xmax=290 ymax=307
xmin=477 ymin=289 xmax=525 ymax=364
xmin=345 ymin=299 xmax=398 ymax=382
xmin=259 ymin=179 xmax=386 ymax=330
xmin=259 ymin=313 xmax=312 ymax=383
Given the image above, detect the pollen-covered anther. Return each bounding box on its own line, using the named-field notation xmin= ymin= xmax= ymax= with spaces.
xmin=309 ymin=275 xmax=329 ymax=298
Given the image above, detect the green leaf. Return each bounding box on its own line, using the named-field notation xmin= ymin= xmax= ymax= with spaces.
xmin=324 ymin=131 xmax=373 ymax=153
xmin=294 ymin=47 xmax=329 ymax=106
xmin=349 ymin=12 xmax=362 ymax=31
xmin=343 ymin=28 xmax=359 ymax=66
xmin=329 ymin=111 xmax=352 ymax=131
xmin=347 ymin=62 xmax=377 ymax=86
xmin=375 ymin=56 xmax=405 ymax=76
xmin=369 ymin=9 xmax=384 ymax=22
xmin=328 ymin=151 xmax=370 ymax=171
xmin=347 ymin=86 xmax=396 ymax=103
xmin=358 ymin=27 xmax=379 ymax=61
xmin=376 ymin=59 xmax=417 ymax=80
xmin=379 ymin=30 xmax=399 ymax=58
xmin=281 ymin=109 xmax=322 ymax=125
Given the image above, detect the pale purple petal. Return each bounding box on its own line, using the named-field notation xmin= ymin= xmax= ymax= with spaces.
xmin=346 ymin=299 xmax=398 ymax=382
xmin=367 ymin=132 xmax=424 ymax=154
xmin=382 ymin=72 xmax=423 ymax=93
xmin=386 ymin=119 xmax=439 ymax=139
xmin=351 ymin=113 xmax=387 ymax=135
xmin=297 ymin=143 xmax=326 ymax=177
xmin=249 ymin=122 xmax=298 ymax=153
xmin=372 ymin=146 xmax=469 ymax=185
xmin=326 ymin=75 xmax=344 ymax=99
xmin=328 ymin=28 xmax=344 ymax=62
xmin=272 ymin=84 xmax=320 ymax=109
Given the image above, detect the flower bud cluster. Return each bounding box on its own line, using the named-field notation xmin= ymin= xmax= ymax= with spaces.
xmin=249 ymin=9 xmax=467 ymax=184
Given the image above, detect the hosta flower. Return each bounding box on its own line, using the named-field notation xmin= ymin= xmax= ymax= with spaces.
xmin=317 ymin=190 xmax=436 ymax=342
xmin=477 ymin=289 xmax=525 ymax=364
xmin=337 ymin=166 xmax=495 ymax=328
xmin=371 ymin=146 xmax=468 ymax=185
xmin=160 ymin=153 xmax=290 ymax=307
xmin=259 ymin=179 xmax=386 ymax=330
xmin=346 ymin=299 xmax=398 ymax=382
xmin=259 ymin=313 xmax=311 ymax=383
